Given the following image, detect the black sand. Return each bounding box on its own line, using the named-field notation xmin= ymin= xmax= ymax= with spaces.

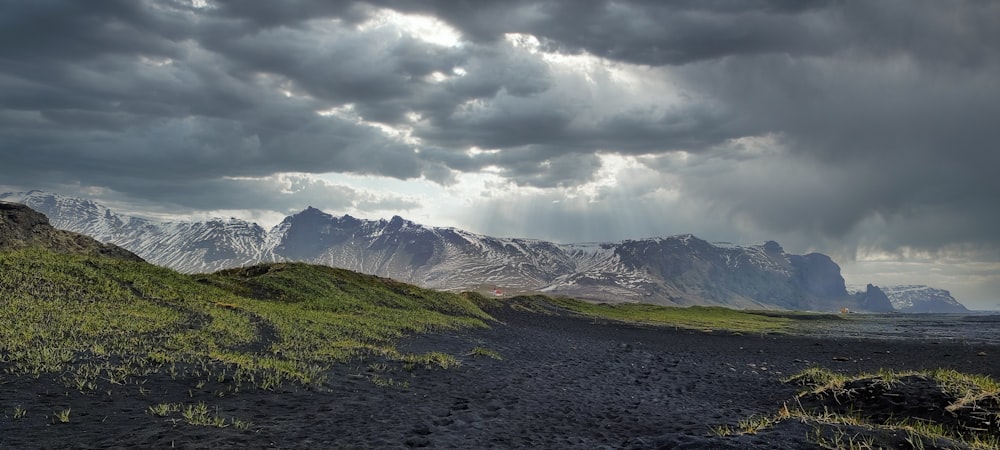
xmin=2 ymin=307 xmax=998 ymax=449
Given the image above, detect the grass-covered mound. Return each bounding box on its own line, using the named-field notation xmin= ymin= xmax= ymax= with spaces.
xmin=788 ymin=367 xmax=1000 ymax=449
xmin=0 ymin=247 xmax=490 ymax=393
xmin=720 ymin=367 xmax=1000 ymax=449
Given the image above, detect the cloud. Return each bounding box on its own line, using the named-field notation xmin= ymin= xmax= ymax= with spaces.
xmin=376 ymin=0 xmax=841 ymax=63
xmin=665 ymin=43 xmax=1000 ymax=253
xmin=1 ymin=0 xmax=998 ymax=302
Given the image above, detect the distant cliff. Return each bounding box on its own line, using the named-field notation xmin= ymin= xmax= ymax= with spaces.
xmin=881 ymin=285 xmax=970 ymax=313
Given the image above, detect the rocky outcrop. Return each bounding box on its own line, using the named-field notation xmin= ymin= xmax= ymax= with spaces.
xmin=789 ymin=253 xmax=848 ymax=299
xmin=0 ymin=202 xmax=142 ymax=261
xmin=851 ymin=284 xmax=897 ymax=313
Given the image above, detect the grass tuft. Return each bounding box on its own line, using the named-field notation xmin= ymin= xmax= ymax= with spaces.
xmin=469 ymin=346 xmax=503 ymax=360
xmin=52 ymin=407 xmax=71 ymax=424
xmin=732 ymin=367 xmax=1000 ymax=449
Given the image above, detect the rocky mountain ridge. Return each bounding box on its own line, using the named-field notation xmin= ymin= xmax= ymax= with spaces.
xmin=0 ymin=191 xmax=969 ymax=312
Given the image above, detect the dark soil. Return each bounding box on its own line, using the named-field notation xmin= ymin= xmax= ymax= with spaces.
xmin=2 ymin=306 xmax=998 ymax=449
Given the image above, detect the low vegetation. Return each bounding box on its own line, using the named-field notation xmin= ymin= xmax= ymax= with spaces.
xmin=0 ymin=247 xmax=491 ymax=398
xmin=521 ymin=295 xmax=796 ymax=334
xmin=719 ymin=367 xmax=1000 ymax=449
xmin=469 ymin=346 xmax=503 ymax=360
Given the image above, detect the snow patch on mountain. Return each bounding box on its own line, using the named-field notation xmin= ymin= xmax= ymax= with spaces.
xmin=881 ymin=285 xmax=969 ymax=313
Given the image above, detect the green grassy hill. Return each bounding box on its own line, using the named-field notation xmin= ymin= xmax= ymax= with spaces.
xmin=0 ymin=247 xmax=491 ymax=391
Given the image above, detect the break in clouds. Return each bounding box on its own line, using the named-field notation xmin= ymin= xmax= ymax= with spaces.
xmin=2 ymin=0 xmax=999 ymax=304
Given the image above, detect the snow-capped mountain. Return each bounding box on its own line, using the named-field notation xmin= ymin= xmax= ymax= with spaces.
xmin=1 ymin=191 xmax=272 ymax=273
xmin=4 ymin=190 xmax=963 ymax=312
xmin=881 ymin=285 xmax=969 ymax=313
xmin=268 ymin=206 xmax=578 ymax=292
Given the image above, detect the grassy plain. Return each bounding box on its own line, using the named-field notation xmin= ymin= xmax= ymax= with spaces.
xmin=486 ymin=294 xmax=801 ymax=334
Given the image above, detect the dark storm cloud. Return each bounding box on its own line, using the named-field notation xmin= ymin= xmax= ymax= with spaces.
xmin=0 ymin=1 xmax=189 ymax=63
xmin=204 ymin=0 xmax=361 ymax=28
xmin=377 ymin=0 xmax=840 ymax=64
xmin=103 ymin=174 xmax=419 ymax=216
xmin=1 ymin=0 xmax=998 ymax=263
xmin=663 ymin=14 xmax=1000 ymax=252
xmin=203 ymin=22 xmax=459 ymax=113
xmin=0 ymin=1 xmax=455 ymax=186
xmin=1 ymin=0 xmax=760 ymax=194
xmin=2 ymin=103 xmax=428 ymax=181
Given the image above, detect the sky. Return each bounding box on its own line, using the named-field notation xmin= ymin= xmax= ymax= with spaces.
xmin=2 ymin=1 xmax=999 ymax=309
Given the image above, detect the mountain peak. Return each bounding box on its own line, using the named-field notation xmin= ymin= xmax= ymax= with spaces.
xmin=286 ymin=206 xmax=333 ymax=221
xmin=388 ymin=215 xmax=407 ymax=227
xmin=762 ymin=240 xmax=784 ymax=254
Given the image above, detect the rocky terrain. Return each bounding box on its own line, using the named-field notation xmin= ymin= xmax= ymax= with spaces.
xmin=0 ymin=201 xmax=142 ymax=261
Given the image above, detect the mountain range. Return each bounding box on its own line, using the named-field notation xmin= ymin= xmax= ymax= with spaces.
xmin=1 ymin=190 xmax=968 ymax=313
